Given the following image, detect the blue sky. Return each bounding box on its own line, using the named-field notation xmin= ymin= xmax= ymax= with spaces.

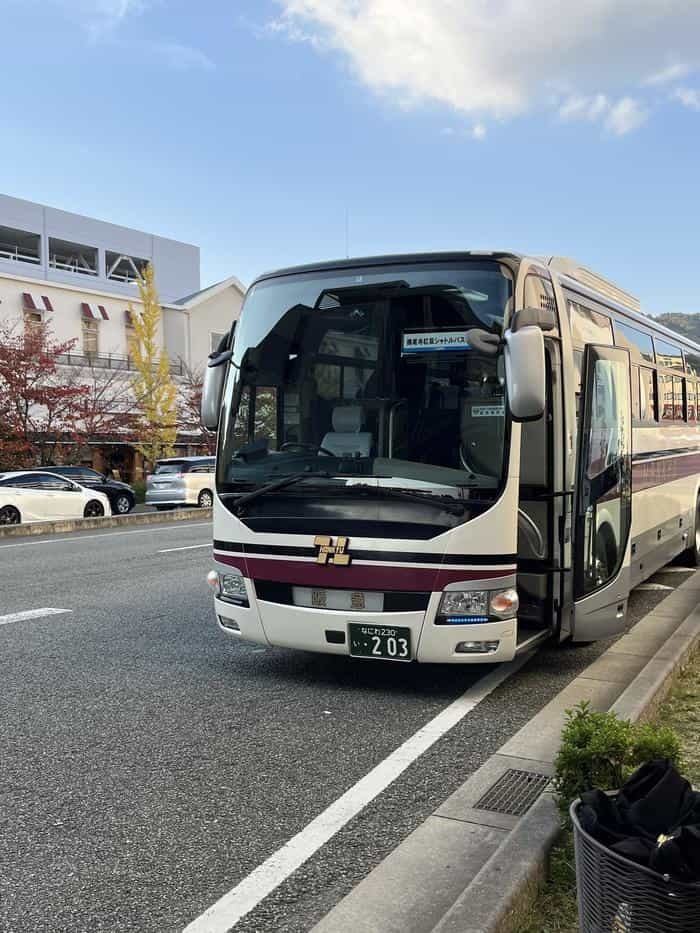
xmin=1 ymin=0 xmax=699 ymax=314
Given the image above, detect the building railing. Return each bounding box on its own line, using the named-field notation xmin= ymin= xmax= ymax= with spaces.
xmin=57 ymin=352 xmax=184 ymax=376
xmin=107 ymin=270 xmax=142 ymax=284
xmin=0 ymin=247 xmax=41 ymax=264
xmin=49 ymin=259 xmax=98 ymax=276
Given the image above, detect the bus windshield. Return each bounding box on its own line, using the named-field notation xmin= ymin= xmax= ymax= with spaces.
xmin=217 ymin=261 xmax=513 ymax=501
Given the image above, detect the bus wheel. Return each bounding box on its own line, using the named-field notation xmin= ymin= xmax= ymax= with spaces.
xmin=687 ymin=495 xmax=700 ymax=567
xmin=593 ymin=530 xmax=614 ymax=587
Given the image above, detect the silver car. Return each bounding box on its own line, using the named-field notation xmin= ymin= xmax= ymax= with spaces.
xmin=145 ymin=457 xmax=215 ymax=510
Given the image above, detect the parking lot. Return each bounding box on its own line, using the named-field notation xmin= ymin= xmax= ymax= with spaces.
xmin=0 ymin=518 xmax=694 ymax=933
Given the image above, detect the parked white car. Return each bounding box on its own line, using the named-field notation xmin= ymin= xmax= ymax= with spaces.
xmin=0 ymin=471 xmax=112 ymax=525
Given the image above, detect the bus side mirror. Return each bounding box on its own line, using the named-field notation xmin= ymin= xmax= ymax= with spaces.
xmin=201 ymin=350 xmax=232 ymax=431
xmin=201 ymin=328 xmax=235 ymax=431
xmin=504 ymin=326 xmax=546 ymax=422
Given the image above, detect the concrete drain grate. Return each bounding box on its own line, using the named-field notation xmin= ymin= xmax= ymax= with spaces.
xmin=475 ymin=769 xmax=551 ymax=817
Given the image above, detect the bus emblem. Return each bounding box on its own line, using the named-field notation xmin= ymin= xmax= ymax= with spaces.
xmin=314 ymin=535 xmax=351 ymax=566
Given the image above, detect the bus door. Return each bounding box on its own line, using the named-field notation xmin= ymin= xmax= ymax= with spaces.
xmin=573 ymin=345 xmax=632 ymax=640
xmin=517 ymin=341 xmax=557 ymax=636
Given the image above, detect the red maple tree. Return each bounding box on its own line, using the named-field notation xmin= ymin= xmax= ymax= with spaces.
xmin=0 ymin=320 xmax=87 ymax=468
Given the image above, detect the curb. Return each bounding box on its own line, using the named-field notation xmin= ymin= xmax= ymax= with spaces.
xmin=312 ymin=571 xmax=700 ymax=933
xmin=0 ymin=507 xmax=212 ymax=538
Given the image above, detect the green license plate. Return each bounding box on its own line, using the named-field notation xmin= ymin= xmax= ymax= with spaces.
xmin=348 ymin=624 xmax=412 ymax=661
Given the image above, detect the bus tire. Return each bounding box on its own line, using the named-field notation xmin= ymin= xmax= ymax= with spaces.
xmin=685 ymin=494 xmax=700 ymax=567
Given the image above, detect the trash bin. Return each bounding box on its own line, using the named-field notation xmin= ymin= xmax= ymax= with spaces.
xmin=571 ymin=799 xmax=700 ymax=932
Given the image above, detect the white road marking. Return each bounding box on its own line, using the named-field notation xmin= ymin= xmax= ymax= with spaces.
xmin=655 ymin=567 xmax=694 ymax=574
xmin=636 ymin=583 xmax=673 ymax=591
xmin=182 ymin=651 xmax=533 ymax=933
xmin=158 ymin=543 xmax=211 ymax=554
xmin=0 ymin=522 xmax=211 ymax=550
xmin=0 ymin=608 xmax=72 ymax=626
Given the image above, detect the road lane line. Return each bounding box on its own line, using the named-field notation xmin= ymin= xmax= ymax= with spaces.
xmin=182 ymin=650 xmax=533 ymax=933
xmin=0 ymin=523 xmax=211 ymax=550
xmin=0 ymin=608 xmax=72 ymax=626
xmin=158 ymin=543 xmax=211 ymax=554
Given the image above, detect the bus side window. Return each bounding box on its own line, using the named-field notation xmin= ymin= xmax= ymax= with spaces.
xmin=570 ymin=302 xmax=613 ymax=345
xmin=630 ymin=365 xmax=641 ymax=421
xmin=675 ymin=377 xmax=685 ymax=422
xmin=659 ymin=373 xmax=675 ymax=421
xmin=639 ymin=367 xmax=656 ymax=422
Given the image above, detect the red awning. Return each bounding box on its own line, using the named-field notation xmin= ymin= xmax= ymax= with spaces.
xmin=81 ymin=302 xmax=109 ymax=321
xmin=22 ymin=293 xmax=54 ymax=312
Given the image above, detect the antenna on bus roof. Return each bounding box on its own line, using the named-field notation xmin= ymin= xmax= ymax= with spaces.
xmin=545 ymin=256 xmax=640 ymax=313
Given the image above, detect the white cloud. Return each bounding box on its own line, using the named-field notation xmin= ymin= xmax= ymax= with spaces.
xmin=644 ymin=63 xmax=694 ymax=86
xmin=45 ymin=1 xmax=213 ymax=71
xmin=78 ymin=0 xmax=151 ymax=36
xmin=673 ymin=87 xmax=700 ymax=110
xmin=123 ymin=38 xmax=215 ymax=71
xmin=605 ymin=97 xmax=649 ymax=135
xmin=558 ymin=94 xmax=610 ymax=122
xmin=273 ymin=1 xmax=700 ymax=132
xmin=471 ymin=123 xmax=486 ymax=141
xmin=557 ymin=92 xmax=648 ymax=136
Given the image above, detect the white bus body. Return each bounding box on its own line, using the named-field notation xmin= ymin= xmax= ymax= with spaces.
xmin=203 ymin=253 xmax=700 ymax=664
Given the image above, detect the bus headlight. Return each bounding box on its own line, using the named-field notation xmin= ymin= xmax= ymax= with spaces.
xmin=211 ymin=571 xmax=249 ymax=606
xmin=439 ymin=590 xmax=488 ymax=617
xmin=437 ymin=587 xmax=518 ymax=624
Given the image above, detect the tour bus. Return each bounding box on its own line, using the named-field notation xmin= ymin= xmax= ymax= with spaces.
xmin=201 ymin=253 xmax=700 ymax=664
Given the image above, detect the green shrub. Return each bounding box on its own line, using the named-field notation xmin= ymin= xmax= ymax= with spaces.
xmin=554 ymin=701 xmax=682 ymax=811
xmin=132 ymin=480 xmax=147 ymax=504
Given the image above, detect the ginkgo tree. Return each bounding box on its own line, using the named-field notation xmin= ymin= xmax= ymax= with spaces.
xmin=128 ymin=263 xmax=178 ymax=467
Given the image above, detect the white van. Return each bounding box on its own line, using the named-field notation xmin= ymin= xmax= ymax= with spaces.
xmin=145 ymin=457 xmax=215 ymax=510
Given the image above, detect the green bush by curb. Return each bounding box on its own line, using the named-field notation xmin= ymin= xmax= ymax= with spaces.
xmin=553 ymin=700 xmax=682 ymax=813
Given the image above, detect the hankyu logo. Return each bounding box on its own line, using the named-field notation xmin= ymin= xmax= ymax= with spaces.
xmin=314 ymin=535 xmax=351 ymax=566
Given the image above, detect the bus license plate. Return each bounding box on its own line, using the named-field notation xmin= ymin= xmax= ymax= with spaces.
xmin=348 ymin=624 xmax=411 ymax=662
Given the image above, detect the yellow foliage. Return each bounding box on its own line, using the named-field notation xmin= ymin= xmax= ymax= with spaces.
xmin=129 ymin=264 xmax=178 ymax=465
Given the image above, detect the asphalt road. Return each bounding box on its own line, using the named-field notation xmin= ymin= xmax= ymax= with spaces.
xmin=0 ymin=520 xmax=693 ymax=933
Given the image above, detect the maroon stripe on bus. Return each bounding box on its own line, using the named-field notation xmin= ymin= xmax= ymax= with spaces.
xmin=213 ymin=554 xmax=513 ymax=592
xmin=632 ymin=451 xmax=700 ymax=493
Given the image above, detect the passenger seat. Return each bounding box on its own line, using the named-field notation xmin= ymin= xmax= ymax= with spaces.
xmin=321 ymin=406 xmax=373 ymax=458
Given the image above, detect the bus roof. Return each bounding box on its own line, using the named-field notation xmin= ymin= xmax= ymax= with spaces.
xmin=250 ymin=251 xmax=523 ymax=286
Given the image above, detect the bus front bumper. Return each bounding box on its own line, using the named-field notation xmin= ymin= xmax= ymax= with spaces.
xmin=213 ymin=593 xmax=518 ymax=664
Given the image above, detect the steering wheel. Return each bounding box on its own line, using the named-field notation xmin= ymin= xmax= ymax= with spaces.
xmin=280 ymin=442 xmax=336 ymax=457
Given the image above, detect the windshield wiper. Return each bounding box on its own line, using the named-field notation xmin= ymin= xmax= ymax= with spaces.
xmin=231 ymin=470 xmax=333 ymax=514
xmin=349 ymin=484 xmax=467 ymax=516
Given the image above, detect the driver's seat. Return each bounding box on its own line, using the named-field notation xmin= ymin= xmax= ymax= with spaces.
xmin=321 ymin=406 xmax=372 ymax=458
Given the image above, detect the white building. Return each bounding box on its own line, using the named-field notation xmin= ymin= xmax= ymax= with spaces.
xmin=0 ymin=193 xmax=245 ymax=479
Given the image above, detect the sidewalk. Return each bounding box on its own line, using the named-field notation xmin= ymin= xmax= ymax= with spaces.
xmin=514 ymin=641 xmax=700 ymax=933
